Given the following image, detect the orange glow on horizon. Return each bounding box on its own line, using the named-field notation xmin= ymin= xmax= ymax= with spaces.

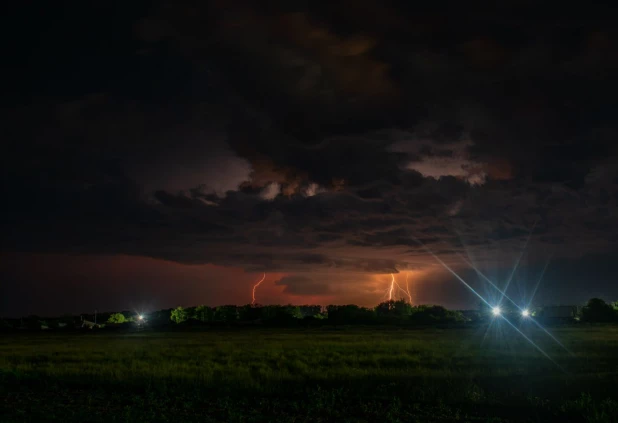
xmin=1 ymin=253 xmax=458 ymax=315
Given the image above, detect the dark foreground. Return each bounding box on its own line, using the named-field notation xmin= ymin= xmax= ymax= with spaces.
xmin=1 ymin=325 xmax=618 ymax=422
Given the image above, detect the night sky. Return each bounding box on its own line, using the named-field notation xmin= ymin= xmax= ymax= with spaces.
xmin=3 ymin=1 xmax=618 ymax=317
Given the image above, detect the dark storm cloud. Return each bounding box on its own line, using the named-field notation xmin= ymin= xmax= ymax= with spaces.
xmin=3 ymin=0 xmax=618 ymax=309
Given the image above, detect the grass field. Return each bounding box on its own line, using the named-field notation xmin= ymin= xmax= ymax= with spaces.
xmin=2 ymin=325 xmax=618 ymax=422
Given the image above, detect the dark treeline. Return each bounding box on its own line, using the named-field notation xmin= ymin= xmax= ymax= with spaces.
xmin=166 ymin=301 xmax=468 ymax=326
xmin=3 ymin=298 xmax=618 ymax=331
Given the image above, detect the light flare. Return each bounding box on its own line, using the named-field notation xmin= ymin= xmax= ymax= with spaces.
xmin=528 ymin=255 xmax=552 ymax=307
xmin=410 ymin=235 xmax=565 ymax=372
xmin=459 ymin=254 xmax=571 ymax=355
xmin=499 ymin=220 xmax=537 ymax=303
xmin=251 ymin=273 xmax=266 ymax=305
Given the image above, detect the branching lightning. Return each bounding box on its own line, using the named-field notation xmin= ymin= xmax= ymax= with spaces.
xmin=404 ymin=272 xmax=413 ymax=304
xmin=251 ymin=273 xmax=266 ymax=305
xmin=384 ymin=273 xmax=413 ymax=303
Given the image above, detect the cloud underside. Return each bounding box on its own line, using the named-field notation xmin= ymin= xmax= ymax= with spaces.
xmin=3 ymin=1 xmax=618 ymax=281
xmin=4 ymin=165 xmax=617 ymax=275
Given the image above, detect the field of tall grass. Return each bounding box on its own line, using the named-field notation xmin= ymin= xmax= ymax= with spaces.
xmin=2 ymin=325 xmax=618 ymax=422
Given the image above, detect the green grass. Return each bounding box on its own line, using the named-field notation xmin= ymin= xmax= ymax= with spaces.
xmin=1 ymin=325 xmax=618 ymax=422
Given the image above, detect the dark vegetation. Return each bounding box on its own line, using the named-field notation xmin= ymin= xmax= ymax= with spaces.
xmin=2 ymin=298 xmax=618 ymax=421
xmin=2 ymin=327 xmax=618 ymax=422
xmin=3 ymin=298 xmax=618 ymax=332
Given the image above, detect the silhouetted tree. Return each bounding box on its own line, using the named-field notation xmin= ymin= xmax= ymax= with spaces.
xmin=581 ymin=298 xmax=616 ymax=322
xmin=247 ymin=305 xmax=303 ymax=324
xmin=170 ymin=306 xmax=189 ymax=324
xmin=376 ymin=300 xmax=412 ymax=318
xmin=238 ymin=304 xmax=261 ymax=322
xmin=283 ymin=305 xmax=302 ymax=319
xmin=107 ymin=313 xmax=126 ymax=324
xmin=184 ymin=306 xmax=197 ymax=320
xmin=214 ymin=305 xmax=238 ymax=322
xmin=259 ymin=305 xmax=279 ymax=321
xmin=409 ymin=305 xmax=465 ymax=324
xmin=299 ymin=305 xmax=323 ymax=318
xmin=326 ymin=305 xmax=376 ymax=324
xmin=194 ymin=305 xmax=214 ymax=322
xmin=150 ymin=309 xmax=172 ymax=324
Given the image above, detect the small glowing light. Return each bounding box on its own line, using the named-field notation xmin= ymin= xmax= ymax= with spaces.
xmin=492 ymin=307 xmax=501 ymax=316
xmin=138 ymin=315 xmax=143 ymax=320
xmin=521 ymin=309 xmax=530 ymax=317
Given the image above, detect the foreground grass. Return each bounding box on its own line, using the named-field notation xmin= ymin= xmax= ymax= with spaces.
xmin=1 ymin=325 xmax=618 ymax=422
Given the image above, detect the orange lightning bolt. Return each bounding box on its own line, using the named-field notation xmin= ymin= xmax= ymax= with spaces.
xmin=404 ymin=272 xmax=412 ymax=304
xmin=251 ymin=273 xmax=266 ymax=305
xmin=385 ymin=273 xmax=412 ymax=303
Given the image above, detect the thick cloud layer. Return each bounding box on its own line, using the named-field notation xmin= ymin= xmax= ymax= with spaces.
xmin=3 ymin=1 xmax=618 ymax=312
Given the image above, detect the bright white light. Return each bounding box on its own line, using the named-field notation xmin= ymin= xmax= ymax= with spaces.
xmin=138 ymin=315 xmax=143 ymax=320
xmin=492 ymin=307 xmax=501 ymax=316
xmin=521 ymin=309 xmax=530 ymax=317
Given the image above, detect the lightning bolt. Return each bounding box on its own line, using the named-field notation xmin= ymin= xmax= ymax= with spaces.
xmin=251 ymin=273 xmax=266 ymax=305
xmin=404 ymin=272 xmax=413 ymax=304
xmin=381 ymin=273 xmax=413 ymax=303
xmin=384 ymin=273 xmax=413 ymax=303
